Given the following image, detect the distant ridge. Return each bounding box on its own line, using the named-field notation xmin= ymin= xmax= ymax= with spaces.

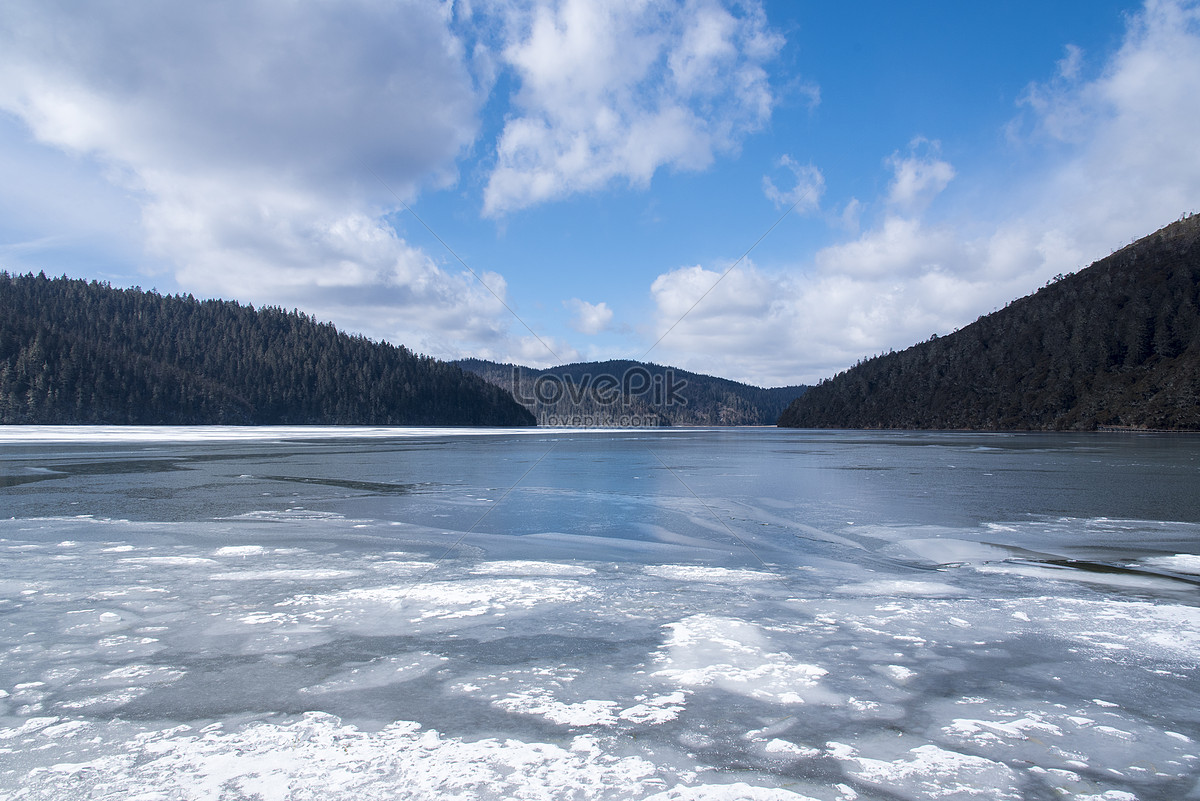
xmin=0 ymin=272 xmax=535 ymax=426
xmin=779 ymin=215 xmax=1200 ymax=431
xmin=458 ymin=358 xmax=807 ymax=426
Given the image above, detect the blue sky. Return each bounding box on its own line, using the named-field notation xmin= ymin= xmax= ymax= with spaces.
xmin=2 ymin=0 xmax=1198 ymax=385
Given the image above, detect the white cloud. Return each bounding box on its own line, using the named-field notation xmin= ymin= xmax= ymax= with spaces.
xmin=762 ymin=155 xmax=824 ymax=210
xmin=1032 ymin=0 xmax=1200 ymax=241
xmin=504 ymin=334 xmax=581 ymax=368
xmin=0 ymin=1 xmax=479 ymax=193
xmin=814 ymin=216 xmax=963 ymax=279
xmin=649 ymin=0 xmax=1200 ymax=386
xmin=885 ymin=139 xmax=955 ymax=212
xmin=566 ymin=298 xmax=614 ymax=335
xmin=645 ymin=248 xmax=1025 ymax=386
xmin=838 ymin=198 xmax=863 ymax=235
xmin=1057 ymin=43 xmax=1085 ymax=80
xmin=482 ymin=0 xmax=783 ymax=216
xmin=786 ymin=79 xmax=822 ymax=112
xmin=0 ymin=0 xmax=528 ymax=358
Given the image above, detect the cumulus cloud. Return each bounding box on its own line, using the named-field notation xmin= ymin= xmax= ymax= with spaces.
xmin=506 ymin=334 xmax=581 ymax=368
xmin=885 ymin=139 xmax=956 ymax=212
xmin=0 ymin=0 xmax=527 ymax=357
xmin=762 ymin=155 xmax=824 ymax=210
xmin=1025 ymin=0 xmax=1200 ymax=242
xmin=565 ymin=298 xmax=614 ymax=335
xmin=647 ymin=254 xmax=1009 ymax=386
xmin=649 ymin=0 xmax=1200 ymax=386
xmin=0 ymin=1 xmax=477 ymax=193
xmin=482 ymin=0 xmax=783 ymax=216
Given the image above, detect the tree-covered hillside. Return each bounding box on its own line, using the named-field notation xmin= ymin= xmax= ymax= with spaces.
xmin=459 ymin=358 xmax=807 ymax=426
xmin=779 ymin=215 xmax=1200 ymax=430
xmin=0 ymin=272 xmax=535 ymax=426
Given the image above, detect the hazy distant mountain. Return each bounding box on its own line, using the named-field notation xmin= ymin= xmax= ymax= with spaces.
xmin=0 ymin=272 xmax=535 ymax=426
xmin=458 ymin=358 xmax=807 ymax=426
xmin=779 ymin=215 xmax=1200 ymax=431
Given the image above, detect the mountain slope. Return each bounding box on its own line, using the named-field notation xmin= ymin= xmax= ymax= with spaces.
xmin=458 ymin=358 xmax=807 ymax=426
xmin=0 ymin=272 xmax=535 ymax=426
xmin=779 ymin=215 xmax=1200 ymax=430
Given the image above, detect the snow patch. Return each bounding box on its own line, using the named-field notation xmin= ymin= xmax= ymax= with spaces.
xmin=643 ymin=565 xmax=778 ymax=583
xmin=210 ymin=569 xmax=362 ymax=581
xmin=215 ymin=546 xmax=267 ymax=557
xmin=653 ymin=615 xmax=831 ymax=705
xmin=835 ymin=580 xmax=964 ymax=597
xmin=470 ymin=560 xmax=597 ymax=577
xmin=830 ymin=741 xmax=1021 ymax=799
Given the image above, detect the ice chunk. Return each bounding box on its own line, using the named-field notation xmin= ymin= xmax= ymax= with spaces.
xmin=762 ymin=739 xmax=819 ymax=758
xmin=1137 ymin=554 xmax=1200 ymax=574
xmin=877 ymin=664 xmax=917 ymax=684
xmin=493 ymin=690 xmax=619 ymax=727
xmin=214 ymin=546 xmax=267 ymax=557
xmin=618 ymin=692 xmax=689 ymax=725
xmin=830 ymin=740 xmax=1021 ymax=800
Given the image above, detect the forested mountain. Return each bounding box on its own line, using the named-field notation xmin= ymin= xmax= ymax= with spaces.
xmin=458 ymin=358 xmax=807 ymax=426
xmin=0 ymin=272 xmax=535 ymax=426
xmin=779 ymin=215 xmax=1200 ymax=430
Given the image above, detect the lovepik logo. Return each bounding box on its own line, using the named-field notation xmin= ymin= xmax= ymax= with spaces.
xmin=509 ymin=366 xmax=688 ymax=408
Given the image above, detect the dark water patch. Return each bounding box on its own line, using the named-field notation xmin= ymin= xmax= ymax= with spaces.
xmin=120 ymin=487 xmax=184 ymax=500
xmin=0 ymin=471 xmax=66 ymax=488
xmin=257 ymin=475 xmax=430 ymax=495
xmin=832 ymin=465 xmax=897 ymax=471
xmin=440 ymin=633 xmax=651 ymax=666
xmin=287 ymin=439 xmax=454 ymax=450
xmin=27 ymin=459 xmax=185 ymax=479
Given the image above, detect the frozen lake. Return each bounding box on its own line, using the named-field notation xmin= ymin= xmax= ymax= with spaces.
xmin=1 ymin=426 xmax=1198 ymax=800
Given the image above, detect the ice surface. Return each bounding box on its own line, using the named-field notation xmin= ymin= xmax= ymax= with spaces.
xmin=1 ymin=428 xmax=1198 ymax=800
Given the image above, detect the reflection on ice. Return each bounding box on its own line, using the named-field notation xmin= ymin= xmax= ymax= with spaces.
xmin=300 ymin=653 xmax=447 ymax=696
